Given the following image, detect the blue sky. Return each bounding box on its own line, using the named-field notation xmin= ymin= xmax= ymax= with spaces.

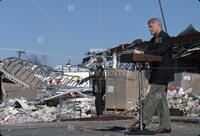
xmin=0 ymin=0 xmax=199 ymax=66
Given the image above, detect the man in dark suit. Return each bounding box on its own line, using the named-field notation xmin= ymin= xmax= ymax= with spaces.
xmin=79 ymin=57 xmax=105 ymax=116
xmin=132 ymin=18 xmax=174 ymax=133
xmin=92 ymin=57 xmax=106 ymax=116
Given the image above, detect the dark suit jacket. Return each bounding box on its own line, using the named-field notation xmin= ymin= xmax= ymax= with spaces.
xmin=145 ymin=31 xmax=175 ymax=84
xmin=92 ymin=66 xmax=106 ymax=95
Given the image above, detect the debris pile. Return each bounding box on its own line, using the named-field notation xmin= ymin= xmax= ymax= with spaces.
xmin=40 ymin=89 xmax=95 ymax=119
xmin=167 ymin=85 xmax=200 ymax=117
xmin=0 ymin=90 xmax=95 ymax=124
xmin=0 ymin=98 xmax=56 ymax=124
xmin=59 ymin=97 xmax=95 ymax=120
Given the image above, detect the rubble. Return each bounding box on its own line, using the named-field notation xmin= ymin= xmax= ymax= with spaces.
xmin=0 ymin=58 xmax=95 ymax=124
xmin=0 ymin=89 xmax=95 ymax=124
xmin=30 ymin=105 xmax=57 ymax=122
xmin=59 ymin=97 xmax=95 ymax=119
xmin=167 ymin=85 xmax=200 ymax=117
xmin=1 ymin=80 xmax=199 ymax=125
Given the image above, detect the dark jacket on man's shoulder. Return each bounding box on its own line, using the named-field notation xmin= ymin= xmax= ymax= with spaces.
xmin=144 ymin=31 xmax=175 ymax=84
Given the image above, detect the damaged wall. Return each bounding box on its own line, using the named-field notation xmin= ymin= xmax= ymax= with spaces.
xmin=3 ymin=83 xmax=38 ymax=101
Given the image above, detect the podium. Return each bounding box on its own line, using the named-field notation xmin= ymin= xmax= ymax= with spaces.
xmin=120 ymin=52 xmax=162 ymax=131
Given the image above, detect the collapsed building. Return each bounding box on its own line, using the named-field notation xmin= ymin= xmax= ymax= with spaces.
xmin=82 ymin=25 xmax=200 ymax=116
xmin=0 ymin=25 xmax=200 ymax=124
xmin=0 ymin=57 xmax=95 ymax=124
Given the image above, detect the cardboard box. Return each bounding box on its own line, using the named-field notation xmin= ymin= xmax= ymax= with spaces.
xmin=105 ymin=69 xmax=148 ymax=111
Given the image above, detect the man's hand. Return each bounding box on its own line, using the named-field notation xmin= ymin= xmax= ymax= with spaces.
xmin=133 ymin=49 xmax=143 ymax=54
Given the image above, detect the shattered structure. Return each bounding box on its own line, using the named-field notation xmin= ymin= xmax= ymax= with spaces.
xmin=0 ymin=57 xmax=95 ymax=124
xmin=82 ymin=25 xmax=200 ymax=117
xmin=0 ymin=57 xmax=88 ymax=89
xmin=82 ymin=25 xmax=200 ymax=70
xmin=0 ymin=94 xmax=95 ymax=124
xmin=0 ymin=25 xmax=200 ymax=124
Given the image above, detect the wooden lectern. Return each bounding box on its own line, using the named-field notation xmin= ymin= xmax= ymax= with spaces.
xmin=120 ymin=52 xmax=162 ymax=131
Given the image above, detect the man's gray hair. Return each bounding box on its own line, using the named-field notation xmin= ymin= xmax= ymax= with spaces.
xmin=148 ymin=18 xmax=163 ymax=30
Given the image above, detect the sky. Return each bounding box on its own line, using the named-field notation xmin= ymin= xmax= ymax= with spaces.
xmin=0 ymin=0 xmax=199 ymax=66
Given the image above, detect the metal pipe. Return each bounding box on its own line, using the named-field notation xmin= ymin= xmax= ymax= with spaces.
xmin=158 ymin=0 xmax=168 ymax=33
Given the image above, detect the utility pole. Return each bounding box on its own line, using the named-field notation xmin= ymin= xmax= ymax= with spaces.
xmin=17 ymin=50 xmax=25 ymax=59
xmin=158 ymin=0 xmax=168 ymax=33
